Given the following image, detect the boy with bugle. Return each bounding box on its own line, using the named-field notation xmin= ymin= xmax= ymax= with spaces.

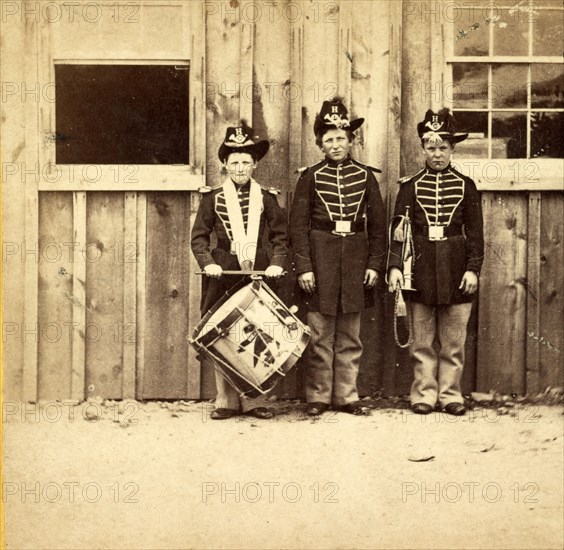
xmin=387 ymin=109 xmax=484 ymax=416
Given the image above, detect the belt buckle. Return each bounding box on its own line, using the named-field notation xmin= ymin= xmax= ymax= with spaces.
xmin=332 ymin=220 xmax=353 ymax=237
xmin=230 ymin=241 xmax=238 ymax=255
xmin=428 ymin=226 xmax=446 ymax=241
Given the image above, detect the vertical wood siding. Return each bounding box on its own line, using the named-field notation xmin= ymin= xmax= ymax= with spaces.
xmin=477 ymin=194 xmax=529 ymax=393
xmin=2 ymin=1 xmax=562 ymax=401
xmin=142 ymin=193 xmax=192 ymax=399
xmin=37 ymin=193 xmax=74 ymax=400
xmin=85 ymin=193 xmax=126 ymax=399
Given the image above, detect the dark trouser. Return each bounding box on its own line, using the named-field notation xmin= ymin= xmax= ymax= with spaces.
xmin=409 ymin=302 xmax=473 ymax=407
xmin=306 ymin=311 xmax=362 ymax=407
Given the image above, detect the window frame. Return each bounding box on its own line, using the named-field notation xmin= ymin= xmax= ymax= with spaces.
xmin=42 ymin=59 xmax=203 ymax=191
xmin=36 ymin=2 xmax=206 ymax=191
xmin=441 ymin=1 xmax=563 ymax=191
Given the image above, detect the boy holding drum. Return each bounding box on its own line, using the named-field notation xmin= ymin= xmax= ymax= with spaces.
xmin=191 ymin=124 xmax=288 ymax=420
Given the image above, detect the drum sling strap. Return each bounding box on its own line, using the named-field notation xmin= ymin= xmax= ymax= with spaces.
xmin=223 ymin=177 xmax=262 ymax=271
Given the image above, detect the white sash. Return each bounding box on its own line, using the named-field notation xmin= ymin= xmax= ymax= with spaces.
xmin=222 ymin=177 xmax=263 ymax=270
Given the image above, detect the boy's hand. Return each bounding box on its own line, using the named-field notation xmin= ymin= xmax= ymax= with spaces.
xmin=204 ymin=264 xmax=223 ymax=278
xmin=364 ymin=269 xmax=378 ymax=289
xmin=265 ymin=265 xmax=284 ymax=278
xmin=459 ymin=271 xmax=478 ymax=294
xmin=298 ymin=271 xmax=316 ymax=294
xmin=387 ymin=268 xmax=404 ymax=293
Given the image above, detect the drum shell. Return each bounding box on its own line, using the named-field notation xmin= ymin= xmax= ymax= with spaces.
xmin=190 ymin=279 xmax=310 ymax=398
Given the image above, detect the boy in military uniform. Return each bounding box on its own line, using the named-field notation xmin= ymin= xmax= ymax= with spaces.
xmin=191 ymin=124 xmax=287 ymax=420
xmin=387 ymin=109 xmax=484 ymax=416
xmin=289 ymin=100 xmax=387 ymax=416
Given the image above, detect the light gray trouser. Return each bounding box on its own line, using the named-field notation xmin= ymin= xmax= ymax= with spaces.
xmin=306 ymin=311 xmax=362 ymax=407
xmin=409 ymin=302 xmax=473 ymax=407
xmin=214 ymin=369 xmax=269 ymax=412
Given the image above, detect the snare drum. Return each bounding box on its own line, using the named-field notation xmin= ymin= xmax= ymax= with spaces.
xmin=189 ymin=279 xmax=310 ymax=398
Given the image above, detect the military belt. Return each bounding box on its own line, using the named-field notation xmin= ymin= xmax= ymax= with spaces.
xmin=310 ymin=219 xmax=365 ymax=234
xmin=413 ymin=225 xmax=463 ymax=240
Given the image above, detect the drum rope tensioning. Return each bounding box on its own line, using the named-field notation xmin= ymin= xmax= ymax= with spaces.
xmin=189 ymin=275 xmax=310 ymax=399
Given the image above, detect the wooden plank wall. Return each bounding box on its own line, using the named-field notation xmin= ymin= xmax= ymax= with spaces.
xmin=84 ymin=194 xmax=126 ymax=398
xmin=1 ymin=11 xmax=27 ymax=401
xmin=143 ymin=193 xmax=191 ymax=399
xmin=2 ymin=0 xmax=563 ymax=402
xmin=477 ymin=193 xmax=564 ymax=394
xmin=538 ymin=194 xmax=564 ymax=390
xmin=477 ymin=194 xmax=529 ymax=393
xmin=37 ymin=193 xmax=73 ymax=400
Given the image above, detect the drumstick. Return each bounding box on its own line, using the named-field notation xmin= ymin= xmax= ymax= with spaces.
xmin=195 ymin=270 xmax=287 ymax=276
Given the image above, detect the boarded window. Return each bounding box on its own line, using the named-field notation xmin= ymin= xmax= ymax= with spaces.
xmin=55 ymin=64 xmax=189 ymax=164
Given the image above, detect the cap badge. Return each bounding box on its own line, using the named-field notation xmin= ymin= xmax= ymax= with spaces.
xmin=230 ymin=128 xmax=248 ymax=144
xmin=324 ymin=113 xmax=349 ymax=128
xmin=426 ymin=120 xmax=443 ymax=131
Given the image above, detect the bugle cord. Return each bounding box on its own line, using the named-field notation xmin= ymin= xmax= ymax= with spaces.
xmin=386 ymin=207 xmax=416 ymax=348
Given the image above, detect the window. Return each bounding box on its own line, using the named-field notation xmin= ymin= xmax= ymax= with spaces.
xmin=445 ymin=0 xmax=563 ymax=188
xmin=56 ymin=64 xmax=189 ymax=165
xmin=43 ymin=60 xmax=202 ymax=191
xmin=34 ymin=2 xmax=205 ymax=191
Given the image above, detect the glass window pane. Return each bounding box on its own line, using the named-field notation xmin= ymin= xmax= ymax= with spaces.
xmin=493 ymin=8 xmax=529 ymax=56
xmin=454 ymin=9 xmax=488 ymax=56
xmin=452 ymin=111 xmax=488 ymax=158
xmin=533 ymin=10 xmax=564 ymax=55
xmin=452 ymin=63 xmax=488 ymax=108
xmin=492 ymin=112 xmax=527 ymax=158
xmin=531 ymin=112 xmax=564 ymax=158
xmin=56 ymin=65 xmax=189 ymax=165
xmin=492 ymin=64 xmax=528 ymax=108
xmin=531 ymin=64 xmax=564 ymax=108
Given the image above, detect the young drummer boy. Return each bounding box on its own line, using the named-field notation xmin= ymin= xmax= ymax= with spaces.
xmin=191 ymin=124 xmax=287 ymax=420
xmin=388 ymin=109 xmax=484 ymax=416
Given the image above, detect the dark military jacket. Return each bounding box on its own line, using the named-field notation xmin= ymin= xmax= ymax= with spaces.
xmin=191 ymin=181 xmax=288 ymax=313
xmin=289 ymin=156 xmax=387 ymax=316
xmin=388 ymin=164 xmax=484 ymax=305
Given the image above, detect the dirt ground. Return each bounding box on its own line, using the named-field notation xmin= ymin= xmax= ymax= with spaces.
xmin=3 ymin=397 xmax=563 ymax=550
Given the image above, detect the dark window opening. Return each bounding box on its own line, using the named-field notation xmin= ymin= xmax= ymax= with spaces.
xmin=55 ymin=64 xmax=189 ymax=164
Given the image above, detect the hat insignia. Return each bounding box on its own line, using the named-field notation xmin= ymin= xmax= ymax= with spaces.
xmin=230 ymin=129 xmax=248 ymax=144
xmin=426 ymin=120 xmax=443 ymax=131
xmin=324 ymin=113 xmax=350 ymax=128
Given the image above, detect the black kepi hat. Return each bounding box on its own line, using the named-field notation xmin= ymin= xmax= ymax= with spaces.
xmin=313 ymin=99 xmax=364 ymax=136
xmin=417 ymin=108 xmax=468 ymax=144
xmin=218 ymin=122 xmax=270 ymax=163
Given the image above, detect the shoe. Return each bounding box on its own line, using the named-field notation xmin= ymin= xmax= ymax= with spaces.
xmin=246 ymin=407 xmax=274 ymax=419
xmin=443 ymin=403 xmax=466 ymax=416
xmin=411 ymin=403 xmax=434 ymax=415
xmin=306 ymin=402 xmax=330 ymax=416
xmin=336 ymin=402 xmax=370 ymax=416
xmin=210 ymin=408 xmax=239 ymax=420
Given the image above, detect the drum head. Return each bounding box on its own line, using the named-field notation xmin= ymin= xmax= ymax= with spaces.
xmin=190 ymin=278 xmax=311 ymax=399
xmin=193 ymin=278 xmax=257 ymax=341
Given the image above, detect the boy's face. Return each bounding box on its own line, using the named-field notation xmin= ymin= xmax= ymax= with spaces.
xmin=319 ymin=128 xmax=352 ymax=162
xmin=422 ymin=140 xmax=454 ymax=171
xmin=224 ymin=152 xmax=256 ymax=185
